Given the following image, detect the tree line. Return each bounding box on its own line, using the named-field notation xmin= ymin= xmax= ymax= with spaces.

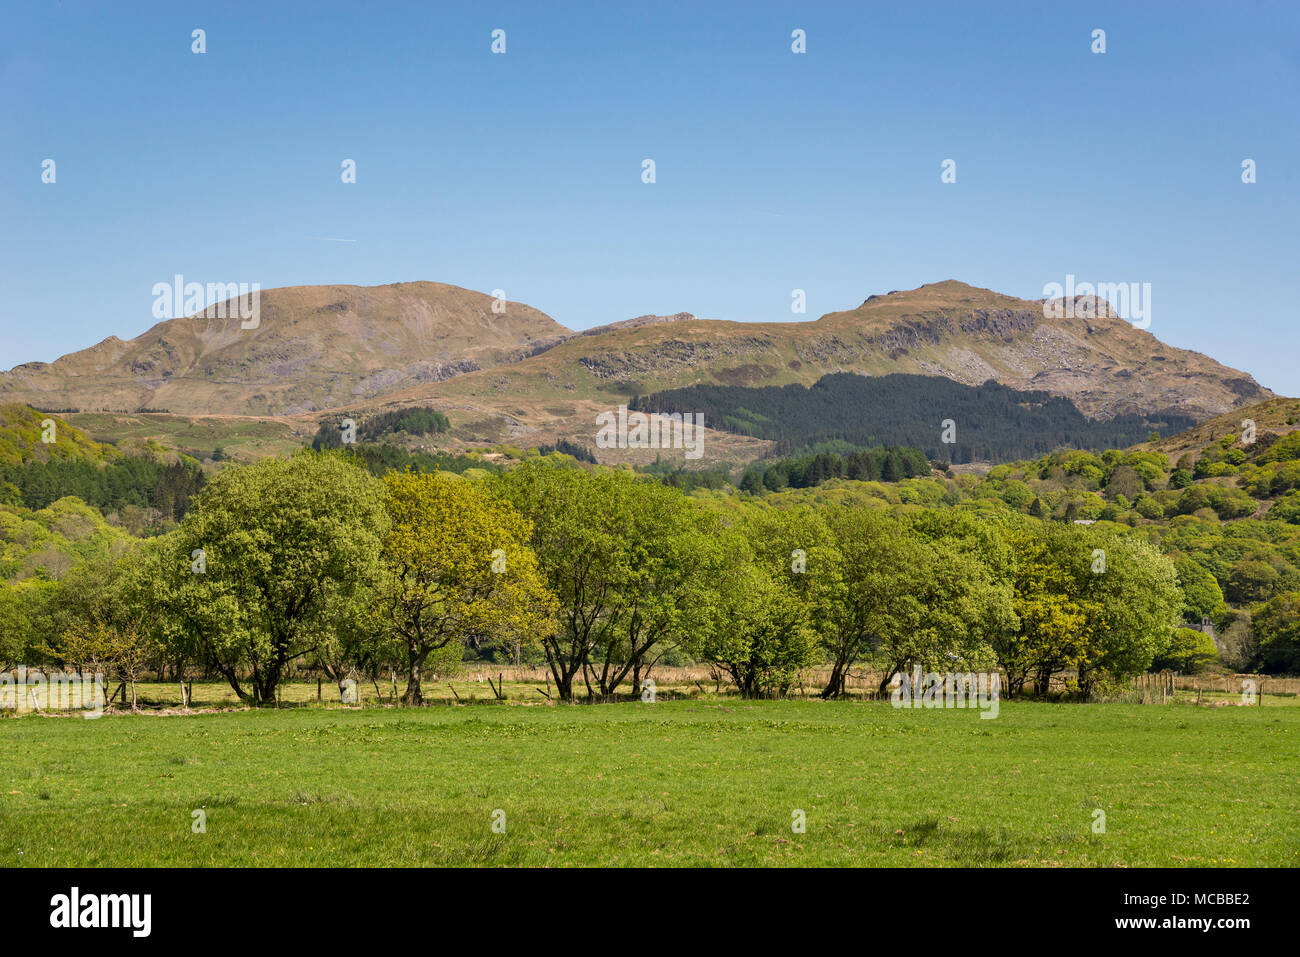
xmin=0 ymin=457 xmax=204 ymax=523
xmin=3 ymin=451 xmax=1205 ymax=707
xmin=739 ymin=446 xmax=932 ymax=492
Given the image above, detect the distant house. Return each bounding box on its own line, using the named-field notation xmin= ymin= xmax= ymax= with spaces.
xmin=1194 ymin=615 xmax=1222 ymax=652
xmin=1073 ymin=519 xmax=1096 ymax=525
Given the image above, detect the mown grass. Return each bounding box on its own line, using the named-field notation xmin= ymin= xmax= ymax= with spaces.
xmin=0 ymin=699 xmax=1295 ymax=867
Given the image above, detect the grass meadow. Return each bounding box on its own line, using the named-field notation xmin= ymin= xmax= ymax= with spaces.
xmin=1 ymin=692 xmax=1296 ymax=867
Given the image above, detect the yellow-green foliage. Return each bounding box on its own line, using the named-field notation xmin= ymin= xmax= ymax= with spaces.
xmin=0 ymin=405 xmax=119 ymax=467
xmin=380 ymin=470 xmax=556 ymax=658
xmin=0 ymin=497 xmax=132 ymax=582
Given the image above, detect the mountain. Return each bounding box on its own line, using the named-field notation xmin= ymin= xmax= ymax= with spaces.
xmin=3 ymin=280 xmax=1275 ymax=460
xmin=535 ymin=280 xmax=1268 ymax=419
xmin=808 ymin=281 xmax=1270 ymax=419
xmin=371 ymin=280 xmax=1273 ymax=453
xmin=0 ymin=283 xmax=571 ymax=416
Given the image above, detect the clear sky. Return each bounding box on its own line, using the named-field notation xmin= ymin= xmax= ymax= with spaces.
xmin=3 ymin=1 xmax=1297 ymax=394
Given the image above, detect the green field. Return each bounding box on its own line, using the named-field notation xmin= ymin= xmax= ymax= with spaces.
xmin=65 ymin=412 xmax=306 ymax=464
xmin=2 ymin=697 xmax=1296 ymax=867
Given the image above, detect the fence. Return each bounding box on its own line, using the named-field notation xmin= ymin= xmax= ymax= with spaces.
xmin=5 ymin=664 xmax=1295 ymax=712
xmin=0 ymin=669 xmax=106 ymax=713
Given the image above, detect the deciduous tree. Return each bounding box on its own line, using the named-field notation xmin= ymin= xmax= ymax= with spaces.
xmin=377 ymin=471 xmax=555 ymax=704
xmin=168 ymin=453 xmax=387 ymax=705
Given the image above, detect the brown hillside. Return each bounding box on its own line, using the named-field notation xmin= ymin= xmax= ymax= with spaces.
xmin=0 ymin=283 xmax=570 ymax=416
xmin=370 ymin=280 xmax=1273 ymax=450
xmin=3 ymin=280 xmax=1274 ymax=460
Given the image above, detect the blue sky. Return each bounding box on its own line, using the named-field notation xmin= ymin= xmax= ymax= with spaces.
xmin=3 ymin=1 xmax=1298 ymax=394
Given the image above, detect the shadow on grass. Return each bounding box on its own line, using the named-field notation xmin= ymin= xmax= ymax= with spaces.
xmin=873 ymin=815 xmax=1029 ymax=864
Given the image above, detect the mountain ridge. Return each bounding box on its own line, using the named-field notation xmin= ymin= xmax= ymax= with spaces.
xmin=1 ymin=281 xmax=1274 ymax=449
xmin=1 ymin=282 xmax=571 ymax=417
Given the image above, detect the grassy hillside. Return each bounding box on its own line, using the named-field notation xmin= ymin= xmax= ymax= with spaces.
xmin=1138 ymin=396 xmax=1300 ymax=463
xmin=64 ymin=411 xmax=307 ymax=465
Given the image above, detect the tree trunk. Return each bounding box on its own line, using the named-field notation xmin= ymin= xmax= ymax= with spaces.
xmin=822 ymin=659 xmax=848 ymax=698
xmin=877 ymin=667 xmax=900 ymax=698
xmin=402 ymin=647 xmax=426 ymax=706
xmin=543 ymin=636 xmax=584 ymax=701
